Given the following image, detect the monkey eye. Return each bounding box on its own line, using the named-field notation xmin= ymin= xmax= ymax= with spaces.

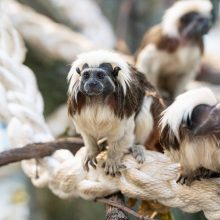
xmin=97 ymin=72 xmax=104 ymax=79
xmin=83 ymin=72 xmax=90 ymax=79
xmin=181 ymin=12 xmax=198 ymax=24
xmin=181 ymin=16 xmax=191 ymax=23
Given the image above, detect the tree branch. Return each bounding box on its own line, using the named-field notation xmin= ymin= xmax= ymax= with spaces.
xmin=96 ymin=195 xmax=156 ymax=220
xmin=104 ymin=193 xmax=129 ymax=220
xmin=0 ymin=137 xmax=83 ymax=167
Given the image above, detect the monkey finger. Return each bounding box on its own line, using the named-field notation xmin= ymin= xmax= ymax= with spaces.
xmin=119 ymin=164 xmax=127 ymax=170
xmin=182 ymin=177 xmax=187 ymax=185
xmin=89 ymin=159 xmax=97 ymax=169
xmin=107 ymin=165 xmax=114 ymax=176
xmin=104 ymin=163 xmax=117 ymax=176
xmin=94 ymin=157 xmax=97 ymax=165
xmin=136 ymin=155 xmax=145 ymax=164
xmin=128 ymin=148 xmax=133 ymax=153
xmin=176 ymin=175 xmax=183 ymax=184
xmin=110 ymin=172 xmax=116 ymax=177
xmin=83 ymin=159 xmax=90 ymax=172
xmin=129 ymin=145 xmax=145 ymax=164
xmin=116 ymin=171 xmax=121 ymax=176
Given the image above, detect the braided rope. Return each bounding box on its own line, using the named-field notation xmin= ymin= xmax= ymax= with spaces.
xmin=1 ymin=7 xmax=220 ymax=220
xmin=0 ymin=12 xmax=56 ymax=187
xmin=49 ymin=147 xmax=220 ymax=220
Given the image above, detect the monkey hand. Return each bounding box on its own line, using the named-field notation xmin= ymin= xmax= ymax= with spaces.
xmin=83 ymin=149 xmax=99 ymax=171
xmin=129 ymin=145 xmax=145 ymax=164
xmin=101 ymin=157 xmax=126 ymax=177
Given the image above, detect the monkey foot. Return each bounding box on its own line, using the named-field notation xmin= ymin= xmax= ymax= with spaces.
xmin=196 ymin=167 xmax=220 ymax=179
xmin=83 ymin=152 xmax=98 ymax=171
xmin=101 ymin=159 xmax=126 ymax=177
xmin=176 ymin=167 xmax=220 ymax=186
xmin=129 ymin=145 xmax=145 ymax=164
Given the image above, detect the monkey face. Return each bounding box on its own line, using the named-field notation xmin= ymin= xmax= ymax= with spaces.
xmin=78 ymin=63 xmax=120 ymax=97
xmin=179 ymin=11 xmax=212 ymax=38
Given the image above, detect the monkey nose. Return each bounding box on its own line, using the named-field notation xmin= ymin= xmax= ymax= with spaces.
xmin=89 ymin=81 xmax=98 ymax=87
xmin=85 ymin=82 xmax=103 ymax=95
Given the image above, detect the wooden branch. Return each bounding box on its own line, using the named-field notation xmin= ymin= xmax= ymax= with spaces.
xmin=96 ymin=194 xmax=156 ymax=220
xmin=0 ymin=137 xmax=83 ymax=167
xmin=103 ymin=193 xmax=129 ymax=220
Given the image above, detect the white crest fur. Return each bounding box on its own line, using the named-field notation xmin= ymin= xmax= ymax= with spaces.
xmin=161 ymin=87 xmax=217 ymax=141
xmin=67 ymin=50 xmax=132 ymax=95
xmin=162 ymin=0 xmax=212 ymax=37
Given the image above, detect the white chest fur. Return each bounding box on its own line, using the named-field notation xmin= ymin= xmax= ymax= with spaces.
xmin=166 ymin=136 xmax=220 ymax=173
xmin=161 ymin=43 xmax=201 ymax=75
xmin=73 ymin=105 xmax=135 ymax=141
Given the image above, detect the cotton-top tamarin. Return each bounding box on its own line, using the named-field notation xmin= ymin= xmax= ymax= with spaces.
xmin=67 ymin=50 xmax=164 ymax=176
xmin=136 ymin=0 xmax=213 ymax=99
xmin=160 ymin=87 xmax=220 ymax=185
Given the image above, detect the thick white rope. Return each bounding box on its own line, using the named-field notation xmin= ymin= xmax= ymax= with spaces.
xmin=4 ymin=0 xmax=95 ymax=63
xmin=1 ymin=6 xmax=220 ymax=220
xmin=28 ymin=0 xmax=116 ymax=49
xmin=0 ymin=11 xmax=56 ymax=187
xmin=48 ymin=147 xmax=220 ymax=220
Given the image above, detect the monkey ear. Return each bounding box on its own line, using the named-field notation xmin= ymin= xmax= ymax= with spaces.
xmin=113 ymin=66 xmax=121 ymax=77
xmin=82 ymin=63 xmax=89 ymax=70
xmin=76 ymin=67 xmax=81 ymax=75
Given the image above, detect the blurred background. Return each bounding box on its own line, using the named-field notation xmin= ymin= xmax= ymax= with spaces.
xmin=1 ymin=0 xmax=220 ymax=219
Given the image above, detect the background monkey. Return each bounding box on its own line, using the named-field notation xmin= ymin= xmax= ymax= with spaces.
xmin=136 ymin=0 xmax=213 ymax=99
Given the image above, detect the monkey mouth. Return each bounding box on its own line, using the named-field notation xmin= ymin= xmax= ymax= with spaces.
xmin=86 ymin=91 xmax=102 ymax=96
xmin=85 ymin=88 xmax=103 ymax=96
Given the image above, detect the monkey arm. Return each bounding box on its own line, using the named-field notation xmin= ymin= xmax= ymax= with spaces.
xmin=80 ymin=132 xmax=99 ymax=171
xmin=136 ymin=45 xmax=161 ymax=87
xmin=134 ymin=96 xmax=154 ymax=145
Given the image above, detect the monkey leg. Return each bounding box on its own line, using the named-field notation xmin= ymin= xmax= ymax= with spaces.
xmin=177 ymin=167 xmax=220 ymax=186
xmin=102 ymin=137 xmax=132 ymax=176
xmin=102 ymin=120 xmax=135 ymax=176
xmin=129 ymin=144 xmax=145 ymax=164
